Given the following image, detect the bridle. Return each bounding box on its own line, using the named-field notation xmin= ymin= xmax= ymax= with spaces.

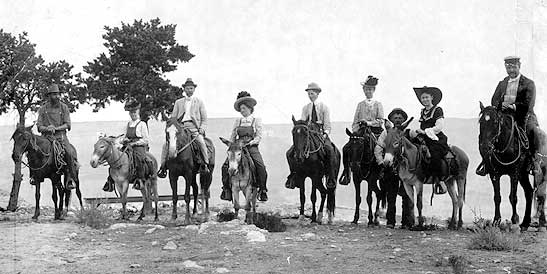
xmin=292 ymin=123 xmax=324 ymax=159
xmin=14 ymin=131 xmax=53 ymax=171
xmin=166 ymin=123 xmax=198 ymax=156
xmin=480 ymin=109 xmax=527 ymax=166
xmin=95 ymin=138 xmax=126 ymax=169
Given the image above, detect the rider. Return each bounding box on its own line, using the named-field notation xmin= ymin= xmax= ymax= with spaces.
xmin=374 ymin=108 xmax=414 ymax=228
xmin=340 ymin=75 xmax=384 ymax=185
xmin=220 ymin=91 xmax=269 ymax=202
xmin=285 ymin=82 xmax=337 ymax=189
xmin=36 ymin=83 xmax=77 ymax=190
xmin=476 ymin=56 xmax=540 ymax=176
xmin=102 ymin=98 xmax=152 ymax=191
xmin=409 ymin=86 xmax=449 ymax=193
xmin=158 ymin=78 xmax=209 ymax=178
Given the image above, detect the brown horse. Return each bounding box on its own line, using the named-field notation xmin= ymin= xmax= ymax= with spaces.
xmin=383 ymin=123 xmax=469 ymax=229
xmin=533 ymin=128 xmax=547 ymax=231
xmin=478 ymin=102 xmax=534 ymax=230
xmin=220 ymin=137 xmax=257 ymax=224
xmin=165 ymin=122 xmax=215 ymax=224
xmin=11 ymin=125 xmax=83 ymax=220
xmin=90 ymin=135 xmax=159 ymax=221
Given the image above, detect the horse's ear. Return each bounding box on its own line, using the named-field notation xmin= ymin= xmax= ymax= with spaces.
xmin=96 ymin=132 xmax=106 ymax=140
xmin=219 ymin=137 xmax=231 ymax=147
xmin=291 ymin=115 xmax=297 ymax=125
xmin=479 ymin=101 xmax=485 ymax=112
xmin=345 ymin=128 xmax=353 ymax=137
xmin=402 ymin=117 xmax=414 ymax=130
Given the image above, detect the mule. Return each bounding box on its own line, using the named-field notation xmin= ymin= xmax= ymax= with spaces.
xmin=383 ymin=123 xmax=469 ymax=229
xmin=90 ymin=135 xmax=159 ymax=221
xmin=220 ymin=137 xmax=258 ymax=224
xmin=478 ymin=102 xmax=534 ymax=230
xmin=343 ymin=126 xmax=386 ymax=225
xmin=11 ymin=125 xmax=83 ymax=220
xmin=287 ymin=116 xmax=338 ymax=224
xmin=165 ymin=122 xmax=215 ymax=224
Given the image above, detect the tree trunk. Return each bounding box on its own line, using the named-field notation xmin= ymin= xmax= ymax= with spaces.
xmin=7 ymin=113 xmax=25 ymax=211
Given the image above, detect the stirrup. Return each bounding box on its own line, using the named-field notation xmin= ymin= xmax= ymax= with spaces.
xmin=475 ymin=164 xmax=487 ymax=176
xmin=157 ymin=166 xmax=167 ymax=178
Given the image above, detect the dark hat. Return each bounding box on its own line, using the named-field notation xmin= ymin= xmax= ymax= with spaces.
xmin=182 ymin=78 xmax=197 ymax=88
xmin=45 ymin=84 xmax=60 ymax=95
xmin=361 ymin=75 xmax=378 ymax=87
xmin=413 ymin=86 xmax=443 ymax=106
xmin=305 ymin=82 xmax=321 ymax=93
xmin=124 ymin=97 xmax=141 ymax=111
xmin=504 ymin=56 xmax=520 ymax=64
xmin=387 ymin=108 xmax=408 ymax=122
xmin=233 ymin=91 xmax=257 ymax=111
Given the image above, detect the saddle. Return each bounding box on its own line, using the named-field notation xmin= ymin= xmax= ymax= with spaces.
xmin=415 ymin=140 xmax=459 ymax=182
xmin=242 ymin=147 xmax=258 ymax=188
xmin=125 ymin=147 xmax=154 ymax=184
xmin=189 ymin=136 xmax=214 ymax=166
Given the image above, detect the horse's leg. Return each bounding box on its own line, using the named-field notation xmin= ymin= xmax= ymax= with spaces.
xmin=457 ymin=175 xmax=466 ymax=229
xmin=153 ymin=178 xmax=159 ymax=221
xmin=118 ymin=181 xmax=129 ymax=220
xmin=233 ymin=184 xmax=240 ymax=219
xmin=352 ymin=175 xmax=361 ymax=225
xmin=519 ymin=171 xmax=534 ymax=230
xmin=137 ymin=186 xmax=147 ymax=221
xmin=299 ymin=177 xmax=306 ymax=222
xmin=509 ymin=174 xmax=519 ymax=225
xmin=316 ymin=180 xmax=327 ymax=224
xmin=244 ymin=185 xmax=253 ymax=224
xmin=491 ymin=175 xmax=502 ymax=225
xmin=446 ymin=179 xmax=458 ymax=229
xmin=169 ymin=174 xmax=178 ymax=220
xmin=373 ymin=178 xmax=381 ymax=225
xmin=192 ymin=176 xmax=199 ymax=217
xmin=416 ymin=182 xmax=424 ymax=227
xmin=538 ymin=193 xmax=546 ymax=230
xmin=366 ymin=180 xmax=375 ymax=226
xmin=63 ymin=182 xmax=72 ymax=219
xmin=52 ymin=179 xmax=60 ymax=220
xmin=184 ymin=174 xmax=192 ymax=225
xmin=33 ymin=181 xmax=41 ymax=220
xmin=403 ymin=182 xmax=415 ymax=227
xmin=310 ymin=182 xmax=318 ymax=223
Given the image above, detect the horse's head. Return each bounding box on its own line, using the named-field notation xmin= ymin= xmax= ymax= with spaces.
xmin=478 ymin=101 xmax=503 ymax=148
xmin=220 ymin=137 xmax=245 ymax=176
xmin=11 ymin=125 xmax=34 ymax=163
xmin=90 ymin=135 xmax=122 ymax=168
xmin=345 ymin=128 xmax=368 ymax=170
xmin=291 ymin=115 xmax=311 ymax=162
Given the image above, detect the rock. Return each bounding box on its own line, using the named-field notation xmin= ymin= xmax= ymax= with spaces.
xmin=409 ymin=259 xmax=414 ymax=263
xmin=163 ymin=241 xmax=177 ymax=250
xmin=502 ymin=267 xmax=511 ymax=273
xmin=224 ymin=251 xmax=233 ymax=257
xmin=302 ymin=233 xmax=317 ymax=240
xmin=68 ymin=232 xmax=77 ymax=239
xmin=145 ymin=227 xmax=157 ymax=234
xmin=129 ymin=264 xmax=141 ymax=268
xmin=215 ymin=268 xmax=230 ymax=273
xmin=66 ymin=211 xmax=76 ymax=218
xmin=246 ymin=231 xmax=266 ymax=242
xmin=393 ymin=248 xmax=402 ymax=252
xmin=476 ymin=270 xmax=485 ymax=273
xmin=182 ymin=260 xmax=204 ymax=269
xmin=186 ymin=225 xmax=199 ymax=231
xmin=493 ymin=259 xmax=501 ymax=263
xmin=151 ymin=241 xmax=159 ymax=246
xmin=109 ymin=223 xmax=139 ymax=230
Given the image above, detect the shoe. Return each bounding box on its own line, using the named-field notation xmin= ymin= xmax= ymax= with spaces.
xmin=102 ymin=181 xmax=114 ymax=192
xmin=434 ymin=181 xmax=447 ymax=195
xmin=475 ymin=163 xmax=487 ymax=176
xmin=285 ymin=174 xmax=296 ymax=189
xmin=258 ymin=189 xmax=268 ymax=202
xmin=220 ymin=188 xmax=232 ymax=201
xmin=66 ymin=179 xmax=76 ymax=190
xmin=199 ymin=164 xmax=210 ymax=174
xmin=30 ymin=178 xmax=37 ymax=186
xmin=157 ymin=166 xmax=167 ymax=178
xmin=326 ymin=177 xmax=336 ymax=189
xmin=339 ymin=170 xmax=350 ymax=186
xmin=133 ymin=179 xmax=142 ymax=190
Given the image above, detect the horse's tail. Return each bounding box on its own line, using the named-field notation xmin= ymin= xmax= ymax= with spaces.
xmin=327 ymin=187 xmax=336 ymax=216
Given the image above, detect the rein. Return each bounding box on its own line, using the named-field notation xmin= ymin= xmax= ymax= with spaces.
xmin=349 ymin=133 xmax=375 ymax=178
xmin=96 ymin=139 xmax=127 ymax=169
xmin=18 ymin=133 xmax=55 ymax=172
xmin=483 ymin=113 xmax=528 ymax=166
xmin=293 ymin=124 xmax=324 ymax=159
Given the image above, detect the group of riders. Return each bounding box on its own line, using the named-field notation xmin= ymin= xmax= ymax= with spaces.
xmin=35 ymin=55 xmax=541 ymax=226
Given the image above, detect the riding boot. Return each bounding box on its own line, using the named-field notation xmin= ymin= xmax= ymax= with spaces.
xmin=476 ymin=161 xmax=487 ymax=176
xmin=157 ymin=144 xmax=168 ymax=178
xmin=339 ymin=143 xmax=351 ymax=185
xmin=339 ymin=169 xmax=350 ymax=185
xmin=133 ymin=178 xmax=143 ymax=190
xmin=220 ymin=160 xmax=232 ymax=201
xmin=285 ymin=148 xmax=297 ymax=189
xmin=102 ymin=176 xmax=115 ymax=192
xmin=157 ymin=164 xmax=168 ymax=178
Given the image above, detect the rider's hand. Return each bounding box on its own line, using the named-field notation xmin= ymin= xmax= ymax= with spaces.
xmin=198 ymin=128 xmax=205 ymax=135
xmin=46 ymin=125 xmax=56 ymax=133
xmin=416 ymin=129 xmax=425 ymax=134
xmin=502 ymin=102 xmax=514 ymax=110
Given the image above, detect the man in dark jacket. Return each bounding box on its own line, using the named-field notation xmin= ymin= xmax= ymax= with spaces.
xmin=477 ymin=56 xmax=540 ymax=176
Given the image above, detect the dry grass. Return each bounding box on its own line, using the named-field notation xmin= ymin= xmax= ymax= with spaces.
xmin=448 ymin=255 xmax=469 ymax=274
xmin=467 ymin=210 xmax=520 ymax=251
xmin=76 ymin=205 xmax=111 ymax=229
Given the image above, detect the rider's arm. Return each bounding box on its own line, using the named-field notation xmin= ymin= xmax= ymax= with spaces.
xmin=374 ymin=131 xmax=387 ymax=164
xmin=351 ymin=103 xmax=361 ymax=133
xmin=322 ymin=103 xmax=331 ymax=135
xmin=198 ymin=99 xmax=207 ymax=132
xmin=57 ymin=104 xmax=71 ymax=131
xmin=249 ymin=117 xmax=263 ymax=145
xmin=36 ymin=106 xmax=48 ymax=133
xmin=367 ymin=101 xmax=384 ymax=128
xmin=229 ymin=118 xmax=239 ymax=142
xmin=301 ymin=104 xmax=309 ymax=121
xmin=515 ymin=79 xmax=536 ymax=113
xmin=170 ymin=98 xmax=182 ymax=121
xmin=491 ymin=80 xmax=504 ymax=109
xmin=132 ymin=122 xmax=149 ymax=146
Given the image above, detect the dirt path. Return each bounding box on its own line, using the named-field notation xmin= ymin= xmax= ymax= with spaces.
xmin=1 ymin=206 xmax=547 ymax=274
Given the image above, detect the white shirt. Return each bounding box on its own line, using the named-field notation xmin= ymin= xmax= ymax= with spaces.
xmin=181 ymin=96 xmax=193 ymax=122
xmin=125 ymin=119 xmax=150 ymax=146
xmin=504 ymin=74 xmax=521 ymax=105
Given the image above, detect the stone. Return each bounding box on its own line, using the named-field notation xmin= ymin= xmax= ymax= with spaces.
xmin=163 ymin=241 xmax=177 ymax=250
xmin=182 ymin=260 xmax=204 ymax=269
xmin=129 ymin=264 xmax=141 ymax=268
xmin=215 ymin=268 xmax=230 ymax=273
xmin=246 ymin=231 xmax=266 ymax=242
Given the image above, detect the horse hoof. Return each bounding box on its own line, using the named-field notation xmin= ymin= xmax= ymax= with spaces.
xmin=316 ymin=212 xmax=323 ymax=224
xmin=32 ymin=215 xmax=39 ymax=220
xmin=298 ymin=215 xmax=306 ymax=223
xmin=351 ymin=220 xmax=358 ymax=225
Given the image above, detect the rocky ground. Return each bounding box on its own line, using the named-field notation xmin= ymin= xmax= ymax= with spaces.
xmin=1 ymin=202 xmax=547 ymax=274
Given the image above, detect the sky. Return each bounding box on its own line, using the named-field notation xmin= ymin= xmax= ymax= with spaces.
xmin=0 ymin=0 xmax=546 ymax=125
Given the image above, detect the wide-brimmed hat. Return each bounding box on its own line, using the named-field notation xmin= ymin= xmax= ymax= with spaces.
xmin=182 ymin=78 xmax=197 ymax=88
xmin=504 ymin=56 xmax=520 ymax=65
xmin=387 ymin=108 xmax=408 ymax=122
xmin=360 ymin=75 xmax=378 ymax=87
xmin=45 ymin=84 xmax=61 ymax=95
xmin=233 ymin=91 xmax=257 ymax=111
xmin=413 ymin=86 xmax=442 ymax=106
xmin=305 ymin=82 xmax=321 ymax=93
xmin=124 ymin=97 xmax=141 ymax=111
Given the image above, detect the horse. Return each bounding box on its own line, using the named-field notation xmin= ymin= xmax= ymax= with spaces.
xmin=342 ymin=124 xmax=386 ymax=225
xmin=219 ymin=137 xmax=257 ymax=224
xmin=11 ymin=125 xmax=83 ymax=220
xmin=165 ymin=121 xmax=215 ymax=224
xmin=382 ymin=121 xmax=469 ymax=229
xmin=478 ymin=102 xmax=534 ymax=230
xmin=533 ymin=128 xmax=547 ymax=231
xmin=90 ymin=135 xmax=159 ymax=221
xmin=287 ymin=116 xmax=338 ymax=224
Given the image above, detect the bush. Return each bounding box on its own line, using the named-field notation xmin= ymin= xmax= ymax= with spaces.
xmin=76 ymin=205 xmax=111 ymax=229
xmin=467 ymin=210 xmax=520 ymax=251
xmin=253 ymin=212 xmax=286 ymax=232
xmin=449 ymin=255 xmax=469 ymax=274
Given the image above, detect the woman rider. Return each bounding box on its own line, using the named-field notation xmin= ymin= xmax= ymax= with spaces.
xmin=220 ymin=91 xmax=268 ymax=202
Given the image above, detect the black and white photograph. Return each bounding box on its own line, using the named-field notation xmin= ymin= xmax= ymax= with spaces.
xmin=1 ymin=0 xmax=547 ymax=273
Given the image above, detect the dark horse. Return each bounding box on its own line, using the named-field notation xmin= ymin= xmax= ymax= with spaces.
xmin=165 ymin=121 xmax=215 ymax=224
xmin=479 ymin=102 xmax=534 ymax=230
xmin=287 ymin=116 xmax=339 ymax=224
xmin=11 ymin=125 xmax=82 ymax=220
xmin=343 ymin=124 xmax=386 ymax=225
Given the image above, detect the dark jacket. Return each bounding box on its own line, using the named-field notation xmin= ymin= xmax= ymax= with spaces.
xmin=491 ymin=75 xmax=536 ymax=126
